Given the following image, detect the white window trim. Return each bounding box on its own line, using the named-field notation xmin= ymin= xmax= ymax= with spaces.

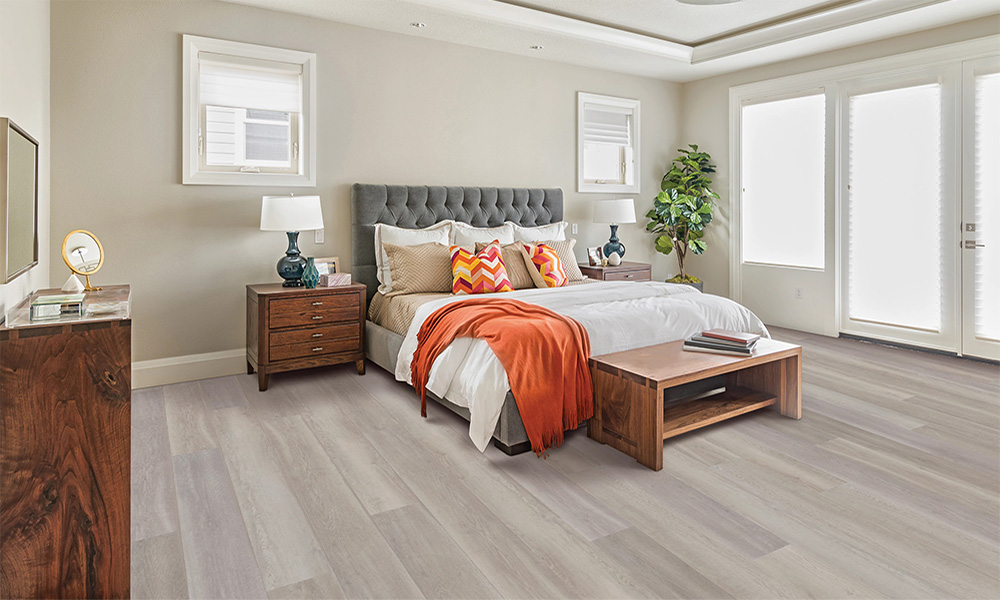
xmin=182 ymin=35 xmax=317 ymax=186
xmin=728 ymin=35 xmax=999 ymax=308
xmin=577 ymin=92 xmax=640 ymax=194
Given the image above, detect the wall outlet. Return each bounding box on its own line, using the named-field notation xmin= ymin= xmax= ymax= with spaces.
xmin=314 ymin=228 xmax=324 ymax=244
xmin=794 ymin=287 xmax=804 ymax=300
xmin=571 ymin=223 xmax=578 ymax=235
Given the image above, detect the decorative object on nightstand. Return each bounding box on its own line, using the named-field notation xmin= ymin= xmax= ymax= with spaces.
xmin=586 ymin=246 xmax=602 ymax=266
xmin=302 ymin=257 xmax=320 ymax=289
xmin=646 ymin=144 xmax=718 ymax=288
xmin=579 ymin=260 xmax=651 ymax=282
xmin=246 ymin=282 xmax=366 ymax=391
xmin=61 ymin=229 xmax=104 ymax=291
xmin=260 ymin=195 xmax=324 ymax=287
xmin=594 ymin=198 xmax=635 ymax=260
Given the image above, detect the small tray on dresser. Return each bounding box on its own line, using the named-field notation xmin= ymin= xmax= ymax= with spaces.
xmin=246 ymin=283 xmax=366 ymax=391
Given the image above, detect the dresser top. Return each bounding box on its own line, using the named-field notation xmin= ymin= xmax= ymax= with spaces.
xmin=248 ymin=282 xmax=365 ymax=297
xmin=1 ymin=285 xmax=131 ymax=331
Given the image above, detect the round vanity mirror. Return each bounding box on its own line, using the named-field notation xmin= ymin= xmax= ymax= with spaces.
xmin=62 ymin=229 xmax=104 ymax=291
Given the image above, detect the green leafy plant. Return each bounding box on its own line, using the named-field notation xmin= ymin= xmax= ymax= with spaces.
xmin=645 ymin=144 xmax=718 ymax=284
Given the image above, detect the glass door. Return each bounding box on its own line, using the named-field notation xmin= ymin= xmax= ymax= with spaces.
xmin=961 ymin=56 xmax=1000 ymax=360
xmin=841 ymin=68 xmax=960 ymax=351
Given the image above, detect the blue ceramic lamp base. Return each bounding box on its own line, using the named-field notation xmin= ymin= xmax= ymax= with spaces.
xmin=277 ymin=231 xmax=307 ymax=287
xmin=602 ymin=224 xmax=626 ymax=259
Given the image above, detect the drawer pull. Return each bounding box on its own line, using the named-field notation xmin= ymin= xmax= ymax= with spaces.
xmin=312 ymin=315 xmax=323 ymax=320
xmin=311 ymin=333 xmax=323 ymax=338
xmin=312 ymin=301 xmax=323 ymax=306
xmin=312 ymin=347 xmax=324 ymax=352
xmin=626 ymin=274 xmax=634 ymax=278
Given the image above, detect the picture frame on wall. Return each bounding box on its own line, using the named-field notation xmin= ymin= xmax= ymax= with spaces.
xmin=315 ymin=256 xmax=340 ymax=276
xmin=587 ymin=246 xmax=603 ymax=266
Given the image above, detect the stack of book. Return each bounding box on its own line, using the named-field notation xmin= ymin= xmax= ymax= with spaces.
xmin=683 ymin=329 xmax=760 ymax=356
xmin=30 ymin=293 xmax=85 ymax=321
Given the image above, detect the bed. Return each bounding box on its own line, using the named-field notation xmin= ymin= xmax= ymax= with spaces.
xmin=352 ymin=183 xmax=769 ymax=455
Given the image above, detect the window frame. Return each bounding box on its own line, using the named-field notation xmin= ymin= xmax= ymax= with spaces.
xmin=182 ymin=35 xmax=317 ymax=186
xmin=577 ymin=92 xmax=640 ymax=194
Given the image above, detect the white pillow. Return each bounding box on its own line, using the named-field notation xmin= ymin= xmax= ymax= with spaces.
xmin=508 ymin=221 xmax=568 ymax=243
xmin=375 ymin=221 xmax=452 ymax=294
xmin=452 ymin=222 xmax=515 ymax=248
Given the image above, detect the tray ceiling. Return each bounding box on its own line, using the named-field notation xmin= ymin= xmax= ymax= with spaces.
xmin=220 ymin=0 xmax=1000 ymax=82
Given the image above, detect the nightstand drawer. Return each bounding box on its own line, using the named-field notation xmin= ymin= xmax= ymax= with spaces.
xmin=269 ymin=322 xmax=359 ymax=347
xmin=269 ymin=295 xmax=360 ymax=329
xmin=269 ymin=336 xmax=361 ymax=362
xmin=604 ymin=269 xmax=650 ymax=282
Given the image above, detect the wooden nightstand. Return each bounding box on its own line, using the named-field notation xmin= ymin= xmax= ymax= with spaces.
xmin=247 ymin=283 xmax=366 ymax=391
xmin=579 ymin=261 xmax=652 ymax=282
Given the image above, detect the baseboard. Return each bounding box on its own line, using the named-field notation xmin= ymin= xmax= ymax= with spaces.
xmin=132 ymin=348 xmax=245 ymax=389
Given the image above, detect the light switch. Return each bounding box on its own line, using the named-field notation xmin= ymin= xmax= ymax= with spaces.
xmin=314 ymin=229 xmax=324 ymax=244
xmin=571 ymin=223 xmax=578 ymax=235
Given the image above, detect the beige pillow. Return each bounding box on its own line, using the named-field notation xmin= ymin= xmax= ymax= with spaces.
xmin=475 ymin=242 xmax=535 ymax=289
xmin=375 ymin=221 xmax=452 ymax=294
xmin=382 ymin=242 xmax=452 ymax=297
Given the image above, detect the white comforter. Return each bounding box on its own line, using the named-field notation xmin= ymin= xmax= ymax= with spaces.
xmin=395 ymin=281 xmax=769 ymax=451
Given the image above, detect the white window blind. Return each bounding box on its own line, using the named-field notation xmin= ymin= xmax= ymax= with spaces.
xmin=199 ymin=52 xmax=302 ymax=113
xmin=741 ymin=93 xmax=826 ymax=268
xmin=848 ymin=83 xmax=943 ymax=331
xmin=974 ymin=72 xmax=1000 ymax=341
xmin=582 ymin=106 xmax=633 ymax=185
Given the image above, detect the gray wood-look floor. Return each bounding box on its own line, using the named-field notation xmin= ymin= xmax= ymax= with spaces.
xmin=131 ymin=327 xmax=1000 ymax=599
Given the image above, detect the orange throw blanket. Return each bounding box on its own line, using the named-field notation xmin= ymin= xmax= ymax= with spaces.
xmin=411 ymin=298 xmax=593 ymax=455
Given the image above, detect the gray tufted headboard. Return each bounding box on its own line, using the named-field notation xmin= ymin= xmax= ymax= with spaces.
xmin=351 ymin=184 xmax=564 ymax=305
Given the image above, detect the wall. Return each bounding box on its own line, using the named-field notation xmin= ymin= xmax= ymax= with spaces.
xmin=680 ymin=16 xmax=1000 ymax=335
xmin=0 ymin=0 xmax=50 ymax=317
xmin=50 ymin=0 xmax=681 ymax=386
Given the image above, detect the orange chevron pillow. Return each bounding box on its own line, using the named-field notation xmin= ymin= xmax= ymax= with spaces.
xmin=520 ymin=243 xmax=569 ymax=288
xmin=450 ymin=241 xmax=515 ymax=295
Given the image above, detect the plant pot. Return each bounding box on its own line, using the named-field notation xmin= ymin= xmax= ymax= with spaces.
xmin=684 ymin=281 xmax=704 ymax=292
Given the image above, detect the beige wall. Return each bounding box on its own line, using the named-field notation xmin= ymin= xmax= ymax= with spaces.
xmin=0 ymin=0 xmax=50 ymax=316
xmin=679 ymin=15 xmax=1000 ymax=312
xmin=50 ymin=0 xmax=681 ymax=380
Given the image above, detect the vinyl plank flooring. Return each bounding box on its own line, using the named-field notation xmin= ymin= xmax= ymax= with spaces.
xmin=210 ymin=406 xmax=331 ymax=591
xmin=371 ymin=504 xmax=502 ymax=599
xmin=131 ymin=387 xmax=179 ymax=541
xmin=172 ymin=449 xmax=267 ymax=600
xmin=131 ymin=532 xmax=188 ymax=600
xmin=133 ymin=329 xmax=1000 ymax=600
xmin=162 ymin=381 xmax=217 ymax=455
xmin=258 ymin=414 xmax=424 ymax=600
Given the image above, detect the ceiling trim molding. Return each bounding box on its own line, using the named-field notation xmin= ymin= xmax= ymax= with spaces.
xmin=691 ymin=0 xmax=951 ymax=63
xmin=407 ymin=0 xmax=693 ymax=61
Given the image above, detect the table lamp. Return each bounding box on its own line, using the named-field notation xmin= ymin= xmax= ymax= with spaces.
xmin=260 ymin=195 xmax=324 ymax=287
xmin=594 ymin=198 xmax=636 ymax=260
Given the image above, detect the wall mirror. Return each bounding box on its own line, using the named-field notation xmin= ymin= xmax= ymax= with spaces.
xmin=62 ymin=230 xmax=104 ymax=291
xmin=1 ymin=118 xmax=39 ymax=283
xmin=578 ymin=92 xmax=641 ymax=194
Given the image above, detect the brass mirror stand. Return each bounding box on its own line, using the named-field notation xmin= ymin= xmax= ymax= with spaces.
xmin=61 ymin=229 xmax=104 ymax=292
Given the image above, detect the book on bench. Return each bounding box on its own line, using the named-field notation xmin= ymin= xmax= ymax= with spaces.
xmin=683 ymin=329 xmax=759 ymax=356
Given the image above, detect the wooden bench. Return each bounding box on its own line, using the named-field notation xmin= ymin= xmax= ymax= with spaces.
xmin=588 ymin=338 xmax=802 ymax=471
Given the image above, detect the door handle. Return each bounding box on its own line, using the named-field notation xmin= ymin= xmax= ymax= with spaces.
xmin=964 ymin=240 xmax=986 ymax=249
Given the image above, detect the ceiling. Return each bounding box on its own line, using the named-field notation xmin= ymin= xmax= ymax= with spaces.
xmin=220 ymin=0 xmax=1000 ymax=82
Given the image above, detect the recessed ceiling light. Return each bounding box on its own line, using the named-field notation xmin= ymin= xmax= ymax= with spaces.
xmin=530 ymin=45 xmax=544 ymax=50
xmin=410 ymin=22 xmax=426 ymax=28
xmin=675 ymin=0 xmax=742 ymax=4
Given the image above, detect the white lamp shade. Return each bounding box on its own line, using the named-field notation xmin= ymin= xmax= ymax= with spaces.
xmin=260 ymin=195 xmax=324 ymax=231
xmin=594 ymin=198 xmax=636 ymax=224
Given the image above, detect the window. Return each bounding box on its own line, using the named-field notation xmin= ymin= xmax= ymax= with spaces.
xmin=578 ymin=93 xmax=640 ymax=193
xmin=847 ymin=81 xmax=943 ymax=332
xmin=740 ymin=92 xmax=825 ymax=269
xmin=183 ymin=35 xmax=316 ymax=186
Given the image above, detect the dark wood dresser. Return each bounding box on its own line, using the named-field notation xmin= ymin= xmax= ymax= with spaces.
xmin=579 ymin=260 xmax=652 ymax=282
xmin=0 ymin=285 xmax=131 ymax=599
xmin=247 ymin=283 xmax=366 ymax=391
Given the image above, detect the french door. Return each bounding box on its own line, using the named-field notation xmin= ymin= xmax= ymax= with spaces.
xmin=841 ymin=59 xmax=1000 ymax=360
xmin=961 ymin=56 xmax=1000 ymax=360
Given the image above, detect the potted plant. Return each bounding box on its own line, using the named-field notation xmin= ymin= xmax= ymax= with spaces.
xmin=645 ymin=144 xmax=718 ymax=291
